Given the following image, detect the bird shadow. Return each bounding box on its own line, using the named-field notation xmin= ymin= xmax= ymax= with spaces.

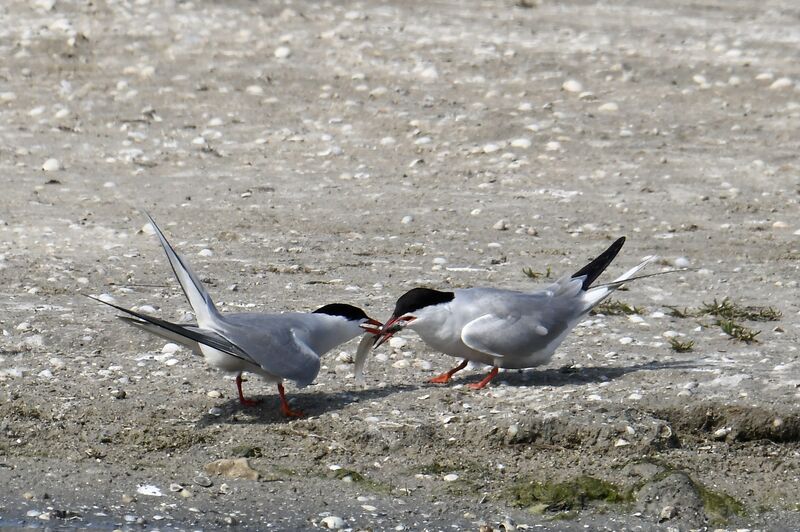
xmin=462 ymin=359 xmax=703 ymax=388
xmin=195 ymin=382 xmax=420 ymax=427
xmin=196 ymin=359 xmax=700 ymax=426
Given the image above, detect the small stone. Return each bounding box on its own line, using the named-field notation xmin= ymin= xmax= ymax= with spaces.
xmin=443 ymin=473 xmax=459 ymax=482
xmin=562 ymin=79 xmax=583 ymax=93
xmin=110 ymin=389 xmax=126 ymax=399
xmin=274 ymin=46 xmax=291 ymax=59
xmin=615 ymin=438 xmax=630 ymax=447
xmin=659 ymin=505 xmax=677 ymax=521
xmin=162 ymin=343 xmax=180 ymax=354
xmin=207 ymin=390 xmax=221 ymax=398
xmin=198 ymin=249 xmax=213 ymax=257
xmin=245 ymin=85 xmax=264 ymax=96
xmin=193 ymin=475 xmax=213 ymax=488
xmin=769 ymin=78 xmax=792 ymax=90
xmin=136 ymin=484 xmax=163 ymax=497
xmin=772 ymin=221 xmax=788 ymax=229
xmin=320 ymin=516 xmax=345 ymax=529
xmin=401 ymin=215 xmax=414 ymax=224
xmin=674 ymin=257 xmax=690 ymax=268
xmin=619 ymin=336 xmax=634 ymax=345
xmin=388 ymin=337 xmax=408 ymax=349
xmin=712 ymin=427 xmax=731 ymax=440
xmin=598 ymin=102 xmax=619 ymax=113
xmin=493 ymin=219 xmax=509 ymax=231
xmin=510 ymin=138 xmax=531 ymax=149
xmin=482 ymin=143 xmax=501 ymax=154
xmin=545 ymin=141 xmax=561 ymax=151
xmin=392 ymin=359 xmax=410 ymax=369
xmin=204 ymin=458 xmax=260 ymax=481
xmin=42 ymin=158 xmax=61 ymax=172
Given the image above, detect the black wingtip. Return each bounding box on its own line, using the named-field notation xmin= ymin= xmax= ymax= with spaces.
xmin=571 ymin=236 xmax=626 ymax=290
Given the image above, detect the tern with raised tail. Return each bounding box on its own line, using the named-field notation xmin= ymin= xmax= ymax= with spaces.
xmin=370 ymin=237 xmax=658 ymax=389
xmin=92 ymin=213 xmax=382 ymax=417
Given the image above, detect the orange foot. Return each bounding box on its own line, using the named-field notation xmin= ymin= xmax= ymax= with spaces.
xmin=427 ymin=360 xmax=468 ymax=384
xmin=277 ymin=382 xmax=304 ymax=418
xmin=428 ymin=373 xmax=453 ymax=384
xmin=280 ymin=404 xmax=305 ymax=418
xmin=468 ymin=367 xmax=499 ymax=390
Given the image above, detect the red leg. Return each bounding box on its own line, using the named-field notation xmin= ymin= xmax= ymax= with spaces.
xmin=277 ymin=382 xmax=304 ymax=418
xmin=468 ymin=367 xmax=499 ymax=390
xmin=428 ymin=359 xmax=468 ymax=384
xmin=236 ymin=374 xmax=260 ymax=406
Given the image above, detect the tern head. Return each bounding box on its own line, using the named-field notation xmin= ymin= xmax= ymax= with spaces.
xmin=373 ymin=287 xmax=455 ymax=348
xmin=313 ymin=303 xmax=383 ymax=335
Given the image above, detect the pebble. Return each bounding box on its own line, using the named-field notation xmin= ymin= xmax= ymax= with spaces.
xmin=674 ymin=257 xmax=690 ymax=268
xmin=392 ymin=359 xmax=410 ymax=369
xmin=598 ymin=102 xmax=619 ymax=113
xmin=660 ymin=506 xmax=677 ymax=521
xmin=162 ymin=343 xmax=180 ymax=354
xmin=510 ymin=138 xmax=532 ymax=149
xmin=482 ymin=143 xmax=501 ymax=154
xmin=443 ymin=473 xmax=459 ymax=482
xmin=274 ymin=46 xmax=291 ymax=59
xmin=245 ymin=85 xmax=264 ymax=96
xmin=320 ymin=516 xmax=345 ymax=529
xmin=0 ymin=91 xmax=17 ymax=102
xmin=545 ymin=141 xmax=561 ymax=151
xmin=388 ymin=337 xmax=408 ymax=349
xmin=493 ymin=219 xmax=509 ymax=231
xmin=42 ymin=158 xmax=61 ymax=172
xmin=618 ymin=336 xmax=634 ymax=345
xmin=562 ymin=79 xmax=583 ymax=93
xmin=207 ymin=390 xmax=221 ymax=398
xmin=136 ymin=484 xmax=163 ymax=497
xmin=110 ymin=389 xmax=126 ymax=399
xmin=769 ymin=78 xmax=792 ymax=90
xmin=712 ymin=427 xmax=731 ymax=440
xmin=401 ymin=215 xmax=414 ymax=224
xmin=193 ymin=475 xmax=213 ymax=487
xmin=198 ymin=248 xmax=213 ymax=257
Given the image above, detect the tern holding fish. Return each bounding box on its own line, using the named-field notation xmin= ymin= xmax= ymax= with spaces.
xmin=92 ymin=213 xmax=382 ymax=417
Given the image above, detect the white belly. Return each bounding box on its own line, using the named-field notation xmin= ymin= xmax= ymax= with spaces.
xmin=199 ymin=345 xmax=279 ymax=382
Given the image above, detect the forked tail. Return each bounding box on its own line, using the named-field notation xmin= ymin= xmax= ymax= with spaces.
xmin=144 ymin=212 xmax=222 ymax=328
xmin=571 ymin=236 xmax=626 ymax=290
xmin=581 ymin=255 xmax=658 ymax=311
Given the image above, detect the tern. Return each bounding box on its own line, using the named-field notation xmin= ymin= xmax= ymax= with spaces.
xmin=372 ymin=237 xmax=657 ymax=389
xmin=92 ymin=213 xmax=382 ymax=417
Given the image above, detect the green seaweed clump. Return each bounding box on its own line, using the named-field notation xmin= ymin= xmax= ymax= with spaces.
xmin=505 ymin=475 xmax=630 ymax=514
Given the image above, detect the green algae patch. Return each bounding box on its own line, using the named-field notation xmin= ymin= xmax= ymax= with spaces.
xmin=505 ymin=475 xmax=631 ymax=513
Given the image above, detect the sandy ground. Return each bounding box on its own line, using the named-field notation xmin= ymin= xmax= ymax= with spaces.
xmin=1 ymin=0 xmax=799 ymax=529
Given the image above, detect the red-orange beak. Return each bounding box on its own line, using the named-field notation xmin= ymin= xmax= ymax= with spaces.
xmin=359 ymin=318 xmax=384 ymax=336
xmin=373 ymin=315 xmax=414 ymax=348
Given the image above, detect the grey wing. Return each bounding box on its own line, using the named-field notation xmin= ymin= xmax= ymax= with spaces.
xmin=214 ymin=317 xmax=321 ymax=387
xmin=461 ymin=313 xmax=549 ymax=359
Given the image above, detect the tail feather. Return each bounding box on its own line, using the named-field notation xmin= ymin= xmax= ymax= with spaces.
xmin=88 ymin=295 xmax=251 ymax=363
xmin=581 ymin=255 xmax=657 ymax=310
xmin=119 ymin=316 xmax=203 ymax=355
xmin=144 ymin=212 xmax=222 ymax=327
xmin=571 ymin=237 xmax=626 ymax=290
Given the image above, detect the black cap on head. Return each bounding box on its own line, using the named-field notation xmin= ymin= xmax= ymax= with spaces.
xmin=392 ymin=287 xmax=454 ymax=318
xmin=313 ymin=303 xmax=369 ymax=322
